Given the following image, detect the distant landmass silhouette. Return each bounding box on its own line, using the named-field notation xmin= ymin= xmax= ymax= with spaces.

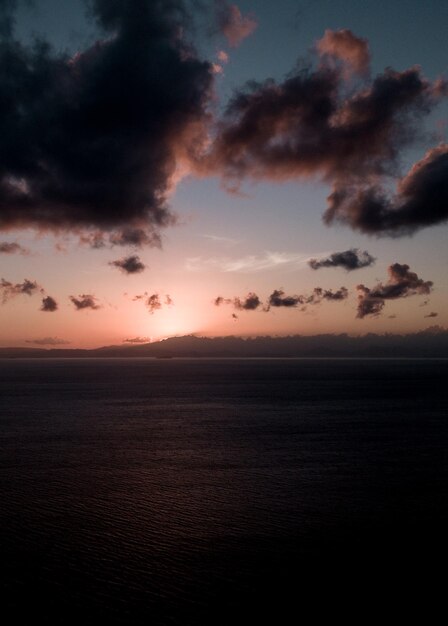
xmin=2 ymin=327 xmax=448 ymax=358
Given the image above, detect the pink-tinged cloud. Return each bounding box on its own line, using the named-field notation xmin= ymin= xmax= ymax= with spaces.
xmin=316 ymin=29 xmax=370 ymax=76
xmin=357 ymin=263 xmax=433 ymax=318
xmin=217 ymin=3 xmax=258 ymax=47
xmin=197 ymin=33 xmax=447 ymax=237
xmin=217 ymin=50 xmax=229 ymax=64
xmin=205 ymin=65 xmax=444 ymax=184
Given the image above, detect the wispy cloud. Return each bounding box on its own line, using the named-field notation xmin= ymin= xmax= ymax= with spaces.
xmin=199 ymin=234 xmax=241 ymax=246
xmin=186 ymin=251 xmax=310 ymax=273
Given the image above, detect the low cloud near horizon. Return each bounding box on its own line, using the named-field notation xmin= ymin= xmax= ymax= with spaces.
xmin=26 ymin=337 xmax=70 ymax=346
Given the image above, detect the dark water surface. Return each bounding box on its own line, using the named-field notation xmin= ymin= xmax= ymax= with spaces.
xmin=1 ymin=358 xmax=447 ymax=623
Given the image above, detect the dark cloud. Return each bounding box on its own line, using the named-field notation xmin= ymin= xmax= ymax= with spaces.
xmin=41 ymin=295 xmax=58 ymax=312
xmin=267 ymin=286 xmax=348 ymax=309
xmin=110 ymin=255 xmax=146 ymax=274
xmin=70 ymin=294 xmax=100 ymax=310
xmin=165 ymin=294 xmax=174 ymax=306
xmin=315 ymin=287 xmax=349 ymax=301
xmin=324 ymin=143 xmax=448 ymax=235
xmin=215 ymin=292 xmax=262 ymax=311
xmin=357 ymin=263 xmax=433 ymax=318
xmin=424 ymin=312 xmax=438 ymax=318
xmin=109 ymin=228 xmax=162 ymax=248
xmin=0 ymin=0 xmax=213 ymax=243
xmin=0 ymin=277 xmax=39 ymax=303
xmin=218 ymin=287 xmax=348 ymax=313
xmin=146 ymin=293 xmax=162 ymax=314
xmin=268 ymin=289 xmax=304 ymax=308
xmin=123 ymin=336 xmax=151 ymax=344
xmin=26 ymin=336 xmax=70 ymax=345
xmin=234 ymin=292 xmax=262 ymax=310
xmin=2 ymin=11 xmax=445 ymax=242
xmin=309 ymin=248 xmax=375 ymax=271
xmin=215 ymin=2 xmax=257 ymax=47
xmin=0 ymin=241 xmax=29 ymax=254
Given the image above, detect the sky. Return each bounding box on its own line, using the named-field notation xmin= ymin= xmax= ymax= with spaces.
xmin=0 ymin=0 xmax=447 ymax=348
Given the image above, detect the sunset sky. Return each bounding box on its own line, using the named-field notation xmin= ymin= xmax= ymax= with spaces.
xmin=0 ymin=0 xmax=447 ymax=348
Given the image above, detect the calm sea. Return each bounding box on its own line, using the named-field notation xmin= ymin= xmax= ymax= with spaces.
xmin=1 ymin=358 xmax=447 ymax=624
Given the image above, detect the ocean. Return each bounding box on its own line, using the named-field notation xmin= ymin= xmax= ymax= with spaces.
xmin=1 ymin=358 xmax=447 ymax=624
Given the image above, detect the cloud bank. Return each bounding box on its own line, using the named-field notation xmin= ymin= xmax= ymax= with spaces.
xmin=0 ymin=6 xmax=445 ymax=245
